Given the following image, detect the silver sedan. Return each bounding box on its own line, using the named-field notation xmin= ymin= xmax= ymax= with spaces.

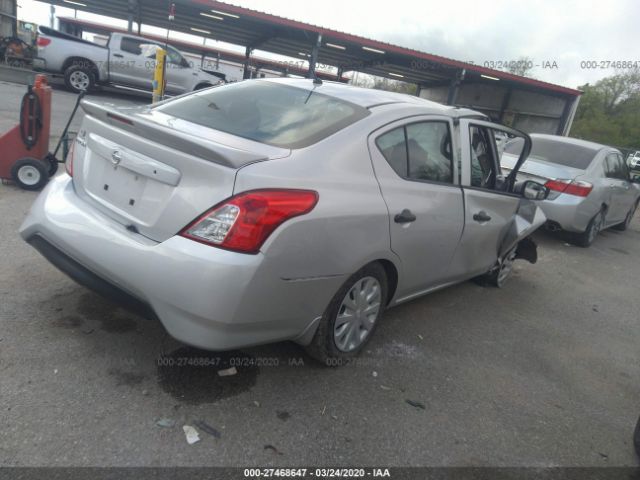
xmin=20 ymin=78 xmax=546 ymax=363
xmin=502 ymin=134 xmax=640 ymax=247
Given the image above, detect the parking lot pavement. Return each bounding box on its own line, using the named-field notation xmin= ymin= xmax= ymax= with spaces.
xmin=0 ymin=80 xmax=639 ymax=468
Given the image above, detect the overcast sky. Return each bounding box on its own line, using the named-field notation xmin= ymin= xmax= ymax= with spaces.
xmin=16 ymin=0 xmax=639 ymax=88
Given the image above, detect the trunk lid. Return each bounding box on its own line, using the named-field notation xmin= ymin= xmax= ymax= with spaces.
xmin=73 ymin=100 xmax=290 ymax=242
xmin=501 ymin=152 xmax=585 ymax=183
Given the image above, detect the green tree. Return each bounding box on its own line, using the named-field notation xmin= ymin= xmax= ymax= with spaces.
xmin=571 ymin=70 xmax=640 ymax=149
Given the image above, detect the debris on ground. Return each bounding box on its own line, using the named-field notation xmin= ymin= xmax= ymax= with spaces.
xmin=380 ymin=385 xmax=391 ymax=391
xmin=183 ymin=425 xmax=200 ymax=445
xmin=142 ymin=389 xmax=149 ymax=396
xmin=276 ymin=410 xmax=290 ymax=421
xmin=417 ymin=334 xmax=424 ymax=341
xmin=194 ymin=420 xmax=222 ymax=439
xmin=592 ymin=305 xmax=599 ymax=312
xmin=81 ymin=328 xmax=94 ymax=335
xmin=217 ymin=366 xmax=237 ymax=377
xmin=53 ymin=369 xmax=58 ymax=375
xmin=320 ymin=405 xmax=326 ymax=416
xmin=331 ymin=415 xmax=338 ymax=420
xmin=264 ymin=444 xmax=283 ymax=455
xmin=253 ymin=401 xmax=260 ymax=407
xmin=372 ymin=371 xmax=378 ymax=378
xmin=405 ymin=399 xmax=426 ymax=410
xmin=156 ymin=418 xmax=176 ymax=428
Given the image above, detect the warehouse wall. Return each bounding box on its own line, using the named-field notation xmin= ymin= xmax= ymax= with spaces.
xmin=0 ymin=0 xmax=17 ymax=38
xmin=420 ymin=82 xmax=576 ymax=135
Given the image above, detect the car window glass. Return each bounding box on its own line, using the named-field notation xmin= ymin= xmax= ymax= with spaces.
xmin=158 ymin=81 xmax=370 ymax=149
xmin=140 ymin=43 xmax=159 ymax=59
xmin=376 ymin=127 xmax=407 ymax=177
xmin=120 ymin=37 xmax=143 ymax=55
xmin=406 ymin=122 xmax=453 ymax=184
xmin=470 ymin=126 xmax=496 ymax=189
xmin=166 ymin=47 xmax=185 ymax=66
xmin=605 ymin=153 xmax=625 ymax=180
xmin=616 ymin=153 xmax=629 ymax=179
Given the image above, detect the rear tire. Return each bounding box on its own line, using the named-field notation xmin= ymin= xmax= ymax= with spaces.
xmin=10 ymin=158 xmax=49 ymax=191
xmin=572 ymin=209 xmax=605 ymax=247
xmin=64 ymin=63 xmax=95 ymax=93
xmin=612 ymin=201 xmax=638 ymax=231
xmin=305 ymin=263 xmax=388 ymax=366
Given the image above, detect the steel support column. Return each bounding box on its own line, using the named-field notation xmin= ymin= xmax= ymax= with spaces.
xmin=243 ymin=46 xmax=254 ymax=80
xmin=446 ymin=69 xmax=465 ymax=106
xmin=307 ymin=33 xmax=322 ymax=79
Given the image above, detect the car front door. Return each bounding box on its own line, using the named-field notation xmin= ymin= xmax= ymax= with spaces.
xmin=368 ymin=116 xmax=465 ymax=300
xmin=448 ymin=119 xmax=534 ymax=278
xmin=604 ymin=152 xmax=633 ymax=225
xmin=108 ymin=36 xmax=153 ymax=88
xmin=164 ymin=46 xmax=191 ymax=95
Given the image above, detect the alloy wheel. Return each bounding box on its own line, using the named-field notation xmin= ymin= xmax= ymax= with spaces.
xmin=333 ymin=276 xmax=382 ymax=352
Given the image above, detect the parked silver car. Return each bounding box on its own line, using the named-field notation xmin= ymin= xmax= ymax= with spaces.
xmin=627 ymin=151 xmax=640 ymax=171
xmin=20 ymin=79 xmax=548 ymax=362
xmin=502 ymin=134 xmax=640 ymax=247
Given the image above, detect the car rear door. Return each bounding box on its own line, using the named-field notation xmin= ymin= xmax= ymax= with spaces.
xmin=448 ymin=119 xmax=537 ymax=278
xmin=368 ymin=116 xmax=465 ymax=300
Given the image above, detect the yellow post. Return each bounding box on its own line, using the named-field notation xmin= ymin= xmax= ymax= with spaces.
xmin=152 ymin=48 xmax=167 ymax=103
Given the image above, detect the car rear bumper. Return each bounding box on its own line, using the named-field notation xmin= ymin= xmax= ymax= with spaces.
xmin=537 ymin=193 xmax=594 ymax=233
xmin=20 ymin=175 xmax=337 ymax=350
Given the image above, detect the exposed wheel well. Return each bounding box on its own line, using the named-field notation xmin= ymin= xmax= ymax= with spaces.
xmin=373 ymin=259 xmax=398 ymax=305
xmin=194 ymin=82 xmax=213 ymax=91
xmin=62 ymin=57 xmax=100 ymax=81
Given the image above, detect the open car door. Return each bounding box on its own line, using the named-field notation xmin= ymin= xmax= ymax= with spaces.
xmin=448 ymin=119 xmax=547 ymax=280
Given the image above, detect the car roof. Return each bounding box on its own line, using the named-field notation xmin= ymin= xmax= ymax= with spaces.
xmin=530 ymin=133 xmax=613 ymax=153
xmin=259 ymin=77 xmax=484 ymax=118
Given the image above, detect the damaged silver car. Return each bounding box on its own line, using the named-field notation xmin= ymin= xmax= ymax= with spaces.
xmin=20 ymin=79 xmax=547 ymax=363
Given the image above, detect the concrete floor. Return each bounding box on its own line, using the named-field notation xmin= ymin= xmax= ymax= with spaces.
xmin=0 ymin=80 xmax=639 ymax=467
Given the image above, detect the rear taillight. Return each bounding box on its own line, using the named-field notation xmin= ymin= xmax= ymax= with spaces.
xmin=65 ymin=139 xmax=75 ymax=177
xmin=180 ymin=189 xmax=319 ymax=254
xmin=544 ymin=178 xmax=593 ymax=197
xmin=37 ymin=37 xmax=51 ymax=47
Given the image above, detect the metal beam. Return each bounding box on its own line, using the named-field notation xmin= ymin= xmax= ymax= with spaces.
xmin=446 ymin=69 xmax=465 ymax=105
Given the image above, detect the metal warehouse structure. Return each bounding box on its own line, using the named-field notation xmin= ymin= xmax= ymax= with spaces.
xmin=57 ymin=17 xmax=346 ymax=82
xmin=44 ymin=0 xmax=582 ymax=134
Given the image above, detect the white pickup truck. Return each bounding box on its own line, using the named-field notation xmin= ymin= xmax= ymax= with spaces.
xmin=34 ymin=26 xmax=224 ymax=94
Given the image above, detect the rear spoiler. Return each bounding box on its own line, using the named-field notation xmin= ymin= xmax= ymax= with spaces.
xmin=81 ymin=100 xmax=272 ymax=169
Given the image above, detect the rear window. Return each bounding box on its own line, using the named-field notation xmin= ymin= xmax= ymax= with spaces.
xmin=504 ymin=137 xmax=597 ymax=170
xmin=156 ymin=81 xmax=370 ymax=149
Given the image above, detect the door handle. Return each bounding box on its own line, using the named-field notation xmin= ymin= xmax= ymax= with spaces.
xmin=112 ymin=53 xmax=124 ymax=58
xmin=473 ymin=211 xmax=492 ymax=223
xmin=394 ymin=209 xmax=416 ymax=224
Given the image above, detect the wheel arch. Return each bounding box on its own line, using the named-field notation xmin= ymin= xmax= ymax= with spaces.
xmin=62 ymin=56 xmax=100 ymax=81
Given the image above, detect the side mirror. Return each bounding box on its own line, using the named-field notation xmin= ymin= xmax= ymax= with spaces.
xmin=521 ymin=180 xmax=549 ymax=201
xmin=631 ymin=174 xmax=640 ymax=184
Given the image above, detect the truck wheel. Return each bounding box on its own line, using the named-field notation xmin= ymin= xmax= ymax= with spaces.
xmin=64 ymin=64 xmax=95 ymax=93
xmin=572 ymin=209 xmax=605 ymax=247
xmin=10 ymin=158 xmax=49 ymax=191
xmin=305 ymin=263 xmax=388 ymax=366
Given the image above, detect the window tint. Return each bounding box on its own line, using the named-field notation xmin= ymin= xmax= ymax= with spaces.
xmin=470 ymin=126 xmax=496 ymax=189
xmin=406 ymin=122 xmax=453 ymax=183
xmin=120 ymin=37 xmax=144 ymax=55
xmin=157 ymin=81 xmax=370 ymax=149
xmin=505 ymin=137 xmax=596 ymax=170
xmin=605 ymin=153 xmax=628 ymax=180
xmin=376 ymin=127 xmax=407 ymax=177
